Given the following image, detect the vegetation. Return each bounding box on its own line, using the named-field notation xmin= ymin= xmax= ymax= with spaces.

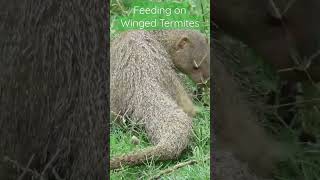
xmin=221 ymin=39 xmax=320 ymax=180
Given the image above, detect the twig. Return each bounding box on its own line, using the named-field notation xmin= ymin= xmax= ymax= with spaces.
xmin=200 ymin=0 xmax=206 ymax=25
xmin=18 ymin=154 xmax=35 ymax=180
xmin=52 ymin=167 xmax=65 ymax=180
xmin=116 ymin=0 xmax=126 ymax=14
xmin=4 ymin=156 xmax=40 ymax=178
xmin=40 ymin=148 xmax=61 ymax=180
xmin=308 ymin=48 xmax=320 ymax=63
xmin=274 ymin=111 xmax=294 ymax=133
xmin=266 ymin=98 xmax=320 ymax=109
xmin=148 ymin=160 xmax=197 ymax=180
xmin=268 ymin=0 xmax=282 ymax=19
xmin=282 ymin=0 xmax=298 ymax=15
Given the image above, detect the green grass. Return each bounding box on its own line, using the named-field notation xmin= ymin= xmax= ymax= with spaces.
xmin=251 ymin=57 xmax=320 ymax=180
xmin=110 ymin=0 xmax=210 ymax=36
xmin=222 ymin=40 xmax=320 ymax=180
xmin=110 ymin=74 xmax=210 ymax=179
xmin=110 ymin=0 xmax=210 ymax=179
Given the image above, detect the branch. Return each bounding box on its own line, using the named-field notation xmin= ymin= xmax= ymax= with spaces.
xmin=148 ymin=160 xmax=198 ymax=180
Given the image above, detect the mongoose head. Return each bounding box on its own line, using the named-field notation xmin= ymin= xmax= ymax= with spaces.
xmin=172 ymin=32 xmax=210 ymax=85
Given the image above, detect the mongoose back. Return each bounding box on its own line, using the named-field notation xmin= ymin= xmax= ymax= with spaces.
xmin=110 ymin=30 xmax=210 ymax=169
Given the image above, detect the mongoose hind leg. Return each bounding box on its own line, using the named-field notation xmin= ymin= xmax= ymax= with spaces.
xmin=110 ymin=94 xmax=192 ymax=170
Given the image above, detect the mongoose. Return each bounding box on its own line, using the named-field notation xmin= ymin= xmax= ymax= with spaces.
xmin=213 ymin=45 xmax=283 ymax=177
xmin=110 ymin=30 xmax=210 ymax=169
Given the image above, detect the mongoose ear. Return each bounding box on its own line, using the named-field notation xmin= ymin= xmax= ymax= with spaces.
xmin=176 ymin=36 xmax=190 ymax=49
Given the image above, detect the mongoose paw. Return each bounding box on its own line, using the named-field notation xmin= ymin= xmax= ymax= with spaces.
xmin=186 ymin=106 xmax=197 ymax=117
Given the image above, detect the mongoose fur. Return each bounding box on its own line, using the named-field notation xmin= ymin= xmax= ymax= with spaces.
xmin=110 ymin=30 xmax=210 ymax=170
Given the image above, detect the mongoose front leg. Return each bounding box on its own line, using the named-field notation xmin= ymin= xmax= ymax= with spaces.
xmin=176 ymin=85 xmax=197 ymax=117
